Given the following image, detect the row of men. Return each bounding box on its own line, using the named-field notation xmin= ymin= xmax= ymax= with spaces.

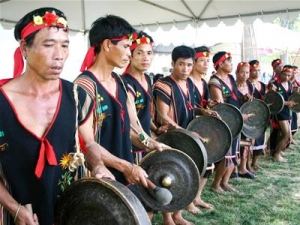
xmin=0 ymin=6 xmax=298 ymax=225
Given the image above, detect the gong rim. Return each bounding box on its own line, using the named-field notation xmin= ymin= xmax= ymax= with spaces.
xmin=242 ymin=124 xmax=267 ymax=139
xmin=288 ymin=92 xmax=300 ymax=113
xmin=211 ymin=103 xmax=243 ymax=139
xmin=186 ymin=115 xmax=232 ymax=163
xmin=137 ymin=149 xmax=200 ymax=212
xmin=240 ymin=99 xmax=270 ymax=128
xmin=156 ymin=129 xmax=208 ymax=176
xmin=264 ymin=92 xmax=284 ymax=114
xmin=55 ymin=178 xmax=151 ymax=225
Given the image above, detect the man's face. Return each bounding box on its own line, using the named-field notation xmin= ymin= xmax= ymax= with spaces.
xmin=281 ymin=71 xmax=292 ymax=82
xmin=130 ymin=43 xmax=154 ymax=72
xmin=194 ymin=56 xmax=210 ymax=75
xmin=108 ymin=39 xmax=132 ymax=68
xmin=274 ymin=63 xmax=283 ymax=75
xmin=220 ymin=58 xmax=233 ymax=73
xmin=249 ymin=66 xmax=261 ymax=79
xmin=172 ymin=57 xmax=194 ymax=81
xmin=236 ymin=65 xmax=250 ymax=82
xmin=25 ymin=27 xmax=69 ymax=80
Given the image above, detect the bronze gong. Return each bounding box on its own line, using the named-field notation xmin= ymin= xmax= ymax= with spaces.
xmin=156 ymin=129 xmax=207 ymax=176
xmin=186 ymin=116 xmax=232 ymax=163
xmin=137 ymin=149 xmax=199 ymax=212
xmin=264 ymin=92 xmax=284 ymax=114
xmin=241 ymin=124 xmax=267 ymax=140
xmin=211 ymin=103 xmax=243 ymax=139
xmin=55 ymin=178 xmax=151 ymax=225
xmin=288 ymin=92 xmax=300 ymax=113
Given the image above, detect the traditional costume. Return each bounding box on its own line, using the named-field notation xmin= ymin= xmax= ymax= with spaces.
xmin=153 ymin=76 xmax=195 ymax=129
xmin=208 ymin=73 xmax=240 ymax=165
xmin=123 ymin=73 xmax=152 ymax=153
xmin=0 ymin=79 xmax=93 ymax=225
xmin=75 ymin=71 xmax=133 ymax=185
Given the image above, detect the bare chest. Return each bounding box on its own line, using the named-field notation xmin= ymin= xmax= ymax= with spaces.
xmin=9 ymin=93 xmax=59 ymax=137
xmin=194 ymin=80 xmax=204 ymax=96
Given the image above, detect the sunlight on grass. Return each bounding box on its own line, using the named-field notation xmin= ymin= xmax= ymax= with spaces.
xmin=152 ymin=132 xmax=300 ymax=225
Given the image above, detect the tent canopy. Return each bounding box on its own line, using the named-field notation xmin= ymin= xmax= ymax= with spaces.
xmin=1 ymin=0 xmax=300 ymax=32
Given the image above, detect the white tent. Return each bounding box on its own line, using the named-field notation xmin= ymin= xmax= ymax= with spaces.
xmin=0 ymin=0 xmax=300 ymax=79
xmin=1 ymin=0 xmax=300 ymax=32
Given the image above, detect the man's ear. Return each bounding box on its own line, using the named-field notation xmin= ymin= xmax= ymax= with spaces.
xmin=102 ymin=39 xmax=111 ymax=52
xmin=20 ymin=40 xmax=28 ymax=59
xmin=171 ymin=61 xmax=174 ymax=68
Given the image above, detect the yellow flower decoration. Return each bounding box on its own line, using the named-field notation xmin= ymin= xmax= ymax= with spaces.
xmin=57 ymin=17 xmax=68 ymax=27
xmin=60 ymin=153 xmax=72 ymax=169
xmin=33 ymin=16 xmax=43 ymax=25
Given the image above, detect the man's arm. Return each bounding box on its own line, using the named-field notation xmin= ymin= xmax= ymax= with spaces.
xmin=209 ymin=86 xmax=224 ymax=103
xmin=126 ymin=93 xmax=168 ymax=151
xmin=155 ymin=97 xmax=182 ymax=129
xmin=79 ymin=115 xmax=149 ymax=187
xmin=0 ymin=181 xmax=37 ymax=224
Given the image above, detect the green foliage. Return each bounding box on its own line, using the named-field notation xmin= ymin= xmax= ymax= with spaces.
xmin=273 ymin=14 xmax=300 ymax=31
xmin=152 ymin=131 xmax=300 ymax=225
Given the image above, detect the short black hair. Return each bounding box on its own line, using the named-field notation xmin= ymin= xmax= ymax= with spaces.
xmin=194 ymin=46 xmax=210 ymax=54
xmin=171 ymin=45 xmax=196 ymax=63
xmin=89 ymin=15 xmax=136 ymax=54
xmin=249 ymin=60 xmax=259 ymax=66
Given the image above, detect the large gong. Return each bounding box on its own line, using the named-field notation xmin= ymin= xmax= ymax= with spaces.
xmin=186 ymin=116 xmax=232 ymax=163
xmin=240 ymin=99 xmax=270 ymax=128
xmin=211 ymin=103 xmax=243 ymax=139
xmin=264 ymin=92 xmax=284 ymax=114
xmin=55 ymin=178 xmax=151 ymax=225
xmin=137 ymin=149 xmax=199 ymax=212
xmin=156 ymin=129 xmax=207 ymax=176
xmin=288 ymin=92 xmax=300 ymax=113
xmin=242 ymin=124 xmax=267 ymax=140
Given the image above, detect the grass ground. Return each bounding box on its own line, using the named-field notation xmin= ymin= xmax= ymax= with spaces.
xmin=152 ymin=132 xmax=300 ymax=225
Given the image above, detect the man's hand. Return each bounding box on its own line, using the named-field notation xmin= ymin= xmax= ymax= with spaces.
xmin=92 ymin=163 xmax=115 ymax=180
xmin=208 ymin=99 xmax=220 ymax=108
xmin=14 ymin=205 xmax=39 ymax=225
xmin=154 ymin=125 xmax=169 ymax=136
xmin=201 ymin=108 xmax=221 ymax=119
xmin=146 ymin=139 xmax=170 ymax=152
xmin=124 ymin=163 xmax=149 ymax=187
xmin=286 ymin=100 xmax=297 ymax=108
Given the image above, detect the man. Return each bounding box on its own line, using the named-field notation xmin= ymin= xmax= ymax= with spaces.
xmin=0 ymin=8 xmax=113 ymax=225
xmin=123 ymin=31 xmax=168 ymax=164
xmin=271 ymin=65 xmax=296 ymax=162
xmin=153 ymin=45 xmax=218 ymax=225
xmin=235 ymin=62 xmax=255 ymax=179
xmin=187 ymin=46 xmax=214 ymax=214
xmin=75 ymin=15 xmax=167 ymax=201
xmin=208 ymin=51 xmax=240 ymax=193
xmin=290 ymin=65 xmax=299 ymax=143
xmin=248 ymin=60 xmax=267 ymax=170
xmin=268 ymin=59 xmax=284 ymax=156
xmin=121 ymin=31 xmax=171 ymax=219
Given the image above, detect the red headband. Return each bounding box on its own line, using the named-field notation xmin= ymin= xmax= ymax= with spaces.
xmin=130 ymin=36 xmax=153 ymax=51
xmin=214 ymin=52 xmax=231 ymax=68
xmin=249 ymin=62 xmax=260 ymax=71
xmin=282 ymin=67 xmax=293 ymax=73
xmin=195 ymin=51 xmax=210 ymax=59
xmin=237 ymin=62 xmax=249 ymax=71
xmin=80 ymin=32 xmax=138 ymax=72
xmin=14 ymin=11 xmax=68 ymax=78
xmin=272 ymin=59 xmax=282 ymax=68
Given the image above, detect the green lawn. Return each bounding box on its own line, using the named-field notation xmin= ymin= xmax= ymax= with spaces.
xmin=152 ymin=133 xmax=300 ymax=225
